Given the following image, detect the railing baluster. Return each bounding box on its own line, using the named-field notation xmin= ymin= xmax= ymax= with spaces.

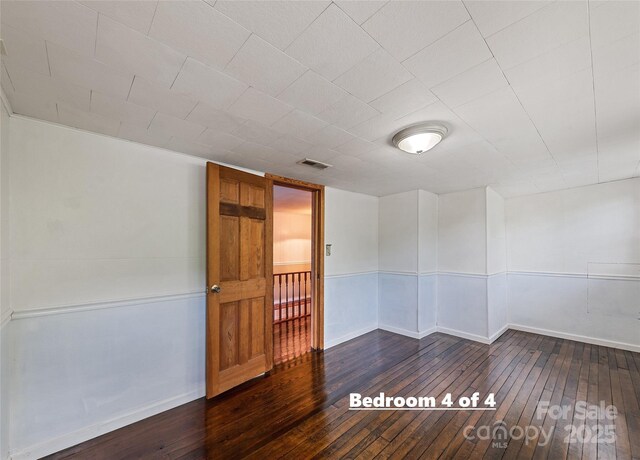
xmin=297 ymin=272 xmax=301 ymax=319
xmin=289 ymin=274 xmax=292 ymax=319
xmin=278 ymin=273 xmax=281 ymax=322
xmin=288 ymin=273 xmax=291 ymax=321
xmin=272 ymin=270 xmax=311 ymax=325
xmin=278 ymin=274 xmax=282 ymax=322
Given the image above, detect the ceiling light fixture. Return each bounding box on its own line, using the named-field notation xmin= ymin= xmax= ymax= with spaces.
xmin=392 ymin=123 xmax=448 ymax=155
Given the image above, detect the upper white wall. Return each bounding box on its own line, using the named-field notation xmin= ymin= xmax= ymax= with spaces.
xmin=9 ymin=116 xmax=380 ymax=310
xmin=9 ymin=117 xmax=206 ymax=311
xmin=1 ymin=96 xmax=10 ymax=460
xmin=438 ymin=188 xmax=487 ymax=274
xmin=379 ymin=190 xmax=418 ymax=273
xmin=418 ymin=190 xmax=438 ymax=274
xmin=506 ymin=178 xmax=640 ymax=275
xmin=325 ymin=187 xmax=378 ymax=276
xmin=1 ymin=100 xmax=9 ymax=320
xmin=486 ymin=187 xmax=507 ymax=275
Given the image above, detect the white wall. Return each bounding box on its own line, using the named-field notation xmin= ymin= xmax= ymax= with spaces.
xmin=438 ymin=188 xmax=487 ymax=275
xmin=11 ymin=295 xmax=205 ymax=459
xmin=377 ymin=190 xmax=438 ymax=337
xmin=325 ymin=188 xmax=378 ymax=277
xmin=507 ymin=178 xmax=640 ymax=274
xmin=7 ymin=117 xmax=207 ymax=460
xmin=378 ymin=191 xmax=419 ymax=335
xmin=324 ymin=187 xmax=379 ymax=348
xmin=10 ymin=117 xmax=205 ymax=312
xmin=437 ymin=274 xmax=488 ymax=339
xmin=486 ymin=187 xmax=507 ymax=275
xmin=506 ymin=178 xmax=640 ymax=349
xmin=5 ymin=116 xmax=379 ymax=459
xmin=0 ymin=101 xmax=8 ymax=320
xmin=418 ymin=190 xmax=438 ymax=333
xmin=377 ymin=180 xmax=638 ymax=348
xmin=486 ymin=187 xmax=507 ymax=338
xmin=418 ymin=190 xmax=438 ymax=274
xmin=437 ymin=188 xmax=489 ymax=339
xmin=379 ymin=191 xmax=418 ymax=273
xmin=1 ymin=96 xmax=11 ymax=460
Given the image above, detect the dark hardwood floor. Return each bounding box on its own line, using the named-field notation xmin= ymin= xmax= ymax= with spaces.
xmin=273 ymin=315 xmax=311 ymax=365
xmin=46 ymin=329 xmax=640 ymax=459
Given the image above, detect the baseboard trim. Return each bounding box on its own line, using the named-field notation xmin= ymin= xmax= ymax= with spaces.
xmin=378 ymin=324 xmax=512 ymax=345
xmin=378 ymin=324 xmax=422 ymax=339
xmin=418 ymin=326 xmax=438 ymax=338
xmin=436 ymin=326 xmax=491 ymax=344
xmin=378 ymin=324 xmax=437 ymax=339
xmin=9 ymin=387 xmax=205 ymax=460
xmin=508 ymin=324 xmax=640 ymax=353
xmin=325 ymin=324 xmax=379 ymax=349
xmin=488 ymin=325 xmax=509 ymax=344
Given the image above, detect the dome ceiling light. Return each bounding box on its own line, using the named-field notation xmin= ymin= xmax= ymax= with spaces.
xmin=392 ymin=124 xmax=448 ymax=155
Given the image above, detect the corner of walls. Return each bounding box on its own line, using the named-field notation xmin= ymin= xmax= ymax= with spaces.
xmin=0 ymin=94 xmax=12 ymax=460
xmin=378 ymin=191 xmax=420 ymax=336
xmin=364 ymin=179 xmax=639 ymax=353
xmin=436 ymin=188 xmax=489 ymax=339
xmin=417 ymin=190 xmax=438 ymax=335
xmin=0 ymin=319 xmax=11 ymax=460
xmin=377 ymin=187 xmax=507 ymax=344
xmin=504 ymin=178 xmax=640 ymax=351
xmin=485 ymin=187 xmax=508 ymax=339
xmin=0 ymin=89 xmax=12 ymax=120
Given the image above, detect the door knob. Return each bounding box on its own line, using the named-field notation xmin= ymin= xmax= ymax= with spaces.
xmin=211 ymin=285 xmax=221 ymax=293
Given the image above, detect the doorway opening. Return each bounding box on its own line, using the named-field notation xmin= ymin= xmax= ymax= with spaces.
xmin=273 ymin=185 xmax=313 ymax=364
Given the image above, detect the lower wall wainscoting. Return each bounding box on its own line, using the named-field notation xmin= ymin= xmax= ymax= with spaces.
xmin=8 ymin=294 xmax=206 ymax=460
xmin=8 ymin=271 xmax=379 ymax=459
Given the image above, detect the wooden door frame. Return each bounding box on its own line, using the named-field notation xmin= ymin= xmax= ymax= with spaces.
xmin=266 ymin=174 xmax=324 ymax=351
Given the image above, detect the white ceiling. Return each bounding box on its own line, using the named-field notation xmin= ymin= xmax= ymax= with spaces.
xmin=1 ymin=0 xmax=638 ymax=197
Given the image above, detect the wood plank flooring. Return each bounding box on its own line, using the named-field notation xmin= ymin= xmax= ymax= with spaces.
xmin=273 ymin=315 xmax=311 ymax=365
xmin=46 ymin=330 xmax=640 ymax=459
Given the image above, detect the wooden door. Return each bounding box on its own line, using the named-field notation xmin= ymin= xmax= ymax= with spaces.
xmin=206 ymin=163 xmax=273 ymax=398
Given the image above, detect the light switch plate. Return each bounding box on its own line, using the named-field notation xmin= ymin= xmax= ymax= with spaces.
xmin=326 ymin=244 xmax=332 ymax=256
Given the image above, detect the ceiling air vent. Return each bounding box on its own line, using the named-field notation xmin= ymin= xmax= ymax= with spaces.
xmin=297 ymin=158 xmax=333 ymax=170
